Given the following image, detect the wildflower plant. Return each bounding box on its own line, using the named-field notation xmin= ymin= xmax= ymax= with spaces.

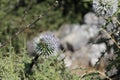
xmin=33 ymin=32 xmax=60 ymax=57
xmin=93 ymin=0 xmax=118 ymax=18
xmin=27 ymin=32 xmax=60 ymax=73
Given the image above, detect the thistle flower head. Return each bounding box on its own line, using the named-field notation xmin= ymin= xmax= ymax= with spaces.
xmin=33 ymin=32 xmax=60 ymax=57
xmin=93 ymin=0 xmax=118 ymax=18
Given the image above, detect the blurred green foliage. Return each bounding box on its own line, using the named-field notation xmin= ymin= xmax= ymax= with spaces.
xmin=0 ymin=45 xmax=79 ymax=80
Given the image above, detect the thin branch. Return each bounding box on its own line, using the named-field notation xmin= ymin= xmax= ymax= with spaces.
xmin=80 ymin=70 xmax=111 ymax=80
xmin=101 ymin=28 xmax=120 ymax=49
xmin=0 ymin=15 xmax=43 ymax=48
xmin=0 ymin=1 xmax=58 ymax=48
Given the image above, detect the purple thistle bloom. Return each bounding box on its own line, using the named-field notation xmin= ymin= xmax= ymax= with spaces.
xmin=33 ymin=32 xmax=60 ymax=57
xmin=93 ymin=0 xmax=118 ymax=18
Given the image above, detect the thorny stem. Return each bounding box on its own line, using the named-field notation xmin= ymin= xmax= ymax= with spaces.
xmin=29 ymin=55 xmax=39 ymax=72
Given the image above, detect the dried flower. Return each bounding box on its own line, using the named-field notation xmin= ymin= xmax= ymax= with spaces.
xmin=93 ymin=0 xmax=118 ymax=18
xmin=33 ymin=32 xmax=60 ymax=57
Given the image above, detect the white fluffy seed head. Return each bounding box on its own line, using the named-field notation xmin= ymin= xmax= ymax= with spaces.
xmin=93 ymin=0 xmax=118 ymax=18
xmin=33 ymin=32 xmax=60 ymax=57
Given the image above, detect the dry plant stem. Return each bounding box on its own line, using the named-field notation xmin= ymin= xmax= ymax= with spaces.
xmin=0 ymin=15 xmax=43 ymax=48
xmin=114 ymin=18 xmax=120 ymax=25
xmin=98 ymin=71 xmax=111 ymax=80
xmin=101 ymin=28 xmax=120 ymax=49
xmin=80 ymin=71 xmax=111 ymax=80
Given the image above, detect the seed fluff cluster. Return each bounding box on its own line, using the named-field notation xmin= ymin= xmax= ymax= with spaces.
xmin=33 ymin=32 xmax=60 ymax=57
xmin=93 ymin=0 xmax=118 ymax=18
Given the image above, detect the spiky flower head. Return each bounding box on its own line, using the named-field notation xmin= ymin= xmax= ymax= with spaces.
xmin=33 ymin=32 xmax=60 ymax=57
xmin=93 ymin=0 xmax=118 ymax=18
